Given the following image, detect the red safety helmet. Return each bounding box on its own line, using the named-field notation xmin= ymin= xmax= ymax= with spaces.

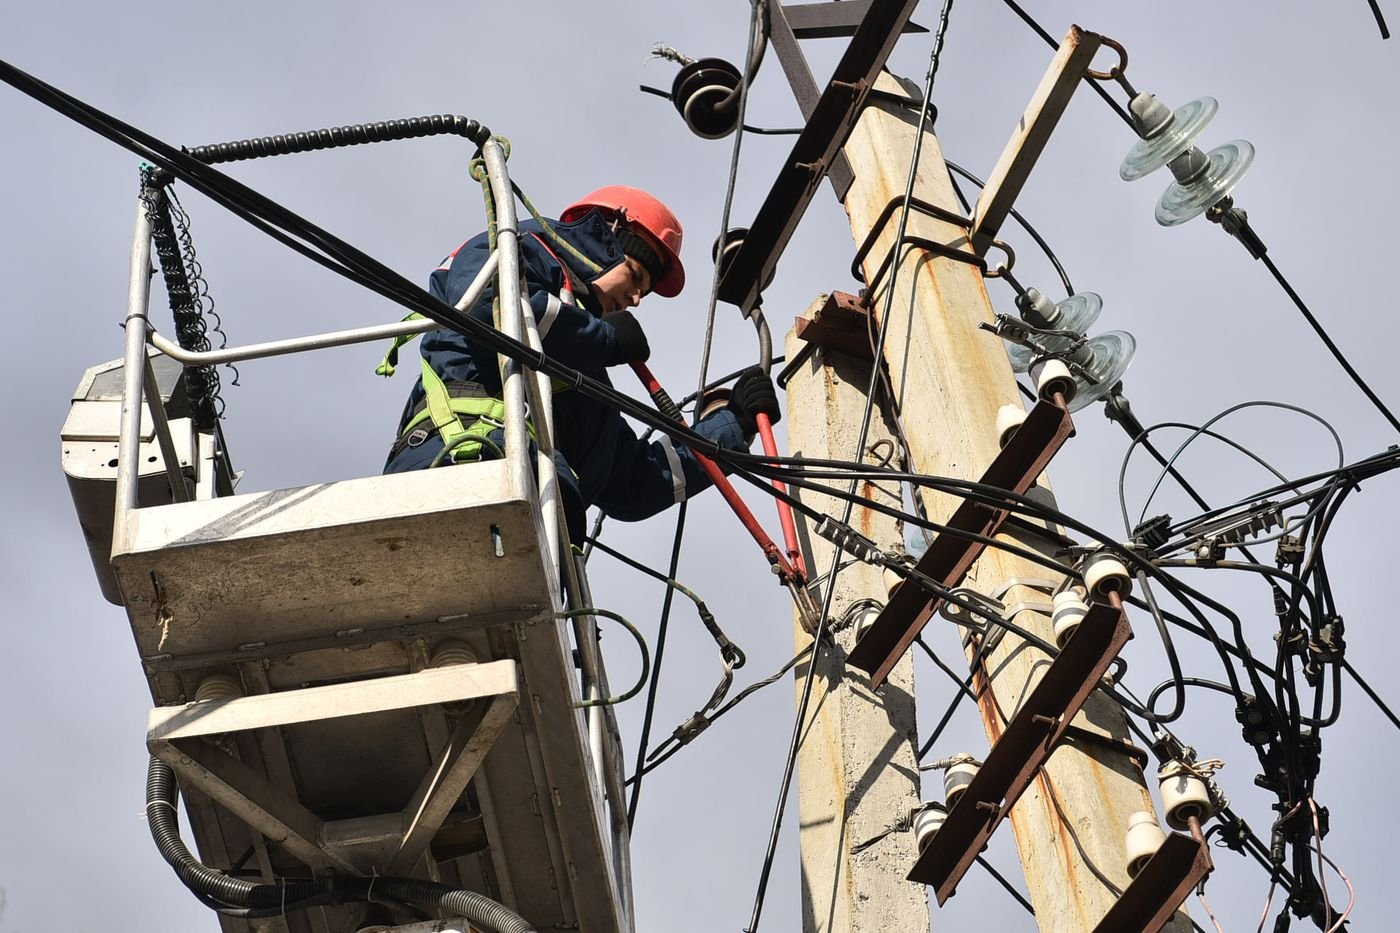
xmin=560 ymin=185 xmax=686 ymax=298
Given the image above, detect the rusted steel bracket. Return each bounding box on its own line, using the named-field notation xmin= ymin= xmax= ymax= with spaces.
xmin=847 ymin=398 xmax=1075 ymax=687
xmin=716 ymin=0 xmax=922 ymax=314
xmin=907 ymin=599 xmax=1134 ymax=902
xmin=792 ymin=290 xmax=876 ymax=361
xmin=1091 ymin=832 xmax=1213 ymax=933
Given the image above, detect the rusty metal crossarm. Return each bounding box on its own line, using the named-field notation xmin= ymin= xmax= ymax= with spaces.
xmin=847 ymin=399 xmax=1075 ymax=687
xmin=717 ymin=0 xmax=922 ymax=313
xmin=784 ymin=0 xmax=928 ymax=40
xmin=906 ymin=600 xmax=1134 ymax=902
xmin=1090 ymin=832 xmax=1213 ymax=933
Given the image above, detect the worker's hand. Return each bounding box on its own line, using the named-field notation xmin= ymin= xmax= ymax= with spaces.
xmin=729 ymin=366 xmax=781 ymax=434
xmin=603 ymin=310 xmax=651 ymax=366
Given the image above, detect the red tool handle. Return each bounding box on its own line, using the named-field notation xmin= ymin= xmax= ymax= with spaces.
xmin=755 ymin=412 xmax=806 ymax=579
xmin=630 ymin=362 xmax=797 ymax=582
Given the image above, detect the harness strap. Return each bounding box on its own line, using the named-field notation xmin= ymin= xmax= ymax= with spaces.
xmin=420 ymin=357 xmax=476 ymax=453
xmin=391 ymin=368 xmax=536 ymax=465
xmin=375 ymin=312 xmax=425 ymax=377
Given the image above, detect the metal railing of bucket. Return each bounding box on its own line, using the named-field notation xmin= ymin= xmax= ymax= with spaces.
xmin=109 ymin=138 xmax=633 ymax=924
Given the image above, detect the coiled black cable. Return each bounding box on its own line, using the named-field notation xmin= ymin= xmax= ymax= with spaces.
xmin=185 ymin=114 xmax=491 ymax=164
xmin=142 ymin=171 xmax=222 ymax=430
xmin=145 ymin=757 xmax=320 ymax=908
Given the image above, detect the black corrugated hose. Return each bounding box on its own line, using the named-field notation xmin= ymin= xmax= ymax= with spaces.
xmin=145 ymin=757 xmax=535 ymax=932
xmin=184 ymin=114 xmax=491 ymax=165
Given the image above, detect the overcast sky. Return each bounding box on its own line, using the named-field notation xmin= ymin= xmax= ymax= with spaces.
xmin=2 ymin=2 xmax=1398 ymax=932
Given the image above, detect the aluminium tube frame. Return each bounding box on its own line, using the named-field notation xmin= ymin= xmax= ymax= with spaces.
xmin=485 ymin=140 xmax=632 ymax=929
xmin=141 ymin=356 xmax=191 ymax=503
xmin=113 ymin=200 xmax=156 ymax=554
xmin=482 ymin=141 xmax=532 ymax=502
xmin=146 ymin=251 xmax=501 ymax=368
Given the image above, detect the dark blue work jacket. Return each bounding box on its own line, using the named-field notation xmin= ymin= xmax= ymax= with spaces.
xmin=384 ymin=211 xmax=750 ymax=539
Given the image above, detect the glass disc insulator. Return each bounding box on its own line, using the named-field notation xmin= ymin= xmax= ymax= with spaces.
xmin=1066 ymin=331 xmax=1136 ymax=412
xmin=1155 ymin=140 xmax=1254 ymax=227
xmin=1120 ymin=96 xmax=1219 ymax=181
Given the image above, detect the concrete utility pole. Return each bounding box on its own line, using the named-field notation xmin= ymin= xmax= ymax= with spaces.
xmin=793 ymin=71 xmax=1191 ymax=931
xmin=785 ymin=307 xmax=931 ymax=933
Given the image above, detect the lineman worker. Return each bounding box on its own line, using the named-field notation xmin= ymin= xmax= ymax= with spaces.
xmin=383 ymin=185 xmax=782 ymax=544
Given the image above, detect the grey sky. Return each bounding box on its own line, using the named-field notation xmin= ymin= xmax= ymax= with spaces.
xmin=2 ymin=2 xmax=1397 ymax=931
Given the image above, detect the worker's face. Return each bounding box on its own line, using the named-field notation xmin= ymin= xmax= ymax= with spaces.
xmin=589 ymin=255 xmax=652 ymax=314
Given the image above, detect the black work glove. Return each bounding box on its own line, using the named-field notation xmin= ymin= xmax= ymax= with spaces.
xmin=603 ymin=310 xmax=650 ymax=366
xmin=728 ymin=366 xmax=781 ymax=434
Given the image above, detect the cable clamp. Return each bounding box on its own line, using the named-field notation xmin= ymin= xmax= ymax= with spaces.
xmin=1205 ymin=197 xmax=1267 ymax=259
xmin=1178 ymin=500 xmax=1282 ymax=558
xmin=989 ymin=577 xmax=1060 ymax=600
xmin=813 ymin=516 xmax=885 ymax=565
xmin=670 ymin=712 xmax=712 ymax=746
xmin=937 ymin=587 xmax=1003 ymax=631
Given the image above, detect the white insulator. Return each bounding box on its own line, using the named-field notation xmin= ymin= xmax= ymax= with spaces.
xmin=996 ymin=404 xmax=1028 ymax=449
xmin=852 ymin=603 xmax=882 ymax=641
xmin=1083 ymin=553 xmax=1133 ymax=600
xmin=1052 ymin=590 xmax=1089 ymax=649
xmin=1030 ymin=358 xmax=1076 ymax=405
xmin=1158 ymin=761 xmax=1214 ymax=831
xmin=944 ymin=756 xmax=979 ymax=809
xmin=1124 ymin=810 xmax=1167 ymax=878
xmin=882 ymin=567 xmax=905 ymax=599
xmin=194 ymin=673 xmax=243 ymax=703
xmin=430 ymin=641 xmax=479 ymax=668
xmin=913 ymin=804 xmax=947 ymax=852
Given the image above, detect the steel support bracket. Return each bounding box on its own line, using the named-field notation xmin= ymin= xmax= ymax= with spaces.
xmin=718 ymin=0 xmax=923 ymax=314
xmin=1090 ymin=832 xmax=1213 ymax=932
xmin=847 ymin=399 xmax=1075 ymax=687
xmin=968 ymin=25 xmax=1103 ymax=255
xmin=147 ymin=660 xmax=520 ymax=875
xmin=793 ymin=290 xmax=877 ymax=361
xmin=906 ymin=600 xmax=1134 ymax=901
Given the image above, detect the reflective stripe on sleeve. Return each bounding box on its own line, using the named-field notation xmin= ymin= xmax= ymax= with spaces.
xmin=537 ymin=292 xmax=563 ymax=339
xmin=658 ymin=435 xmax=687 ymax=504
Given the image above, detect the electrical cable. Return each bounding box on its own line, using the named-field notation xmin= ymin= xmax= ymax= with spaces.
xmin=1340 ymin=658 xmax=1400 ymax=732
xmin=1135 ymin=570 xmax=1188 ymax=722
xmin=1131 ymin=403 xmax=1344 ymax=530
xmin=944 ymin=158 xmax=1074 ymax=296
xmin=915 ymin=637 xmax=986 ymax=761
xmin=626 ymin=643 xmax=814 ymax=784
xmin=693 ymin=0 xmax=764 ymax=403
xmin=1256 ymin=251 xmax=1400 ymax=435
xmin=622 ymin=507 xmax=687 ymax=828
xmin=561 ymin=609 xmax=650 ymax=709
xmin=975 ymin=854 xmax=1037 ymax=916
xmin=1366 ymin=0 xmax=1392 ymax=38
xmin=585 ymin=532 xmax=744 ymax=708
xmin=729 ymin=445 xmax=1385 ymax=736
xmin=1120 ymin=422 xmax=1294 ymax=535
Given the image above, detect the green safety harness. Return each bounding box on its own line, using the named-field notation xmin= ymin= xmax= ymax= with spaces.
xmin=378 ymin=149 xmax=604 ymax=468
